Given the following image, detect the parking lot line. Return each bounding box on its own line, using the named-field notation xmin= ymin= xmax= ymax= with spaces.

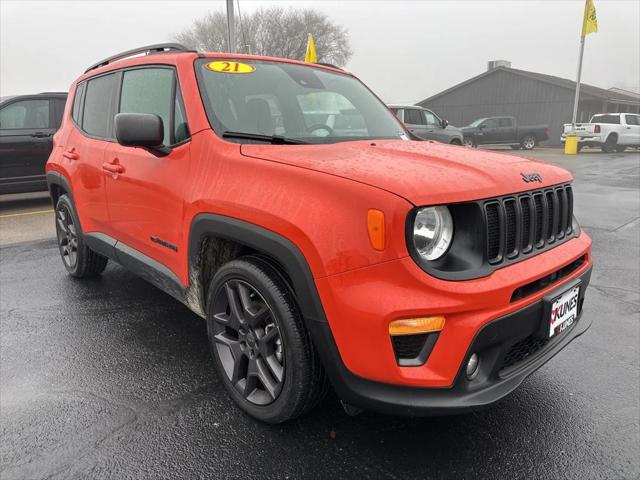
xmin=0 ymin=209 xmax=53 ymax=219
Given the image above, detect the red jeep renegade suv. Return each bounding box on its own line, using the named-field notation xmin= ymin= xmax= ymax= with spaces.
xmin=47 ymin=44 xmax=593 ymax=423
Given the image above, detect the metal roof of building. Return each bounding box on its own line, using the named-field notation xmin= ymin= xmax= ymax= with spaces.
xmin=418 ymin=66 xmax=640 ymax=106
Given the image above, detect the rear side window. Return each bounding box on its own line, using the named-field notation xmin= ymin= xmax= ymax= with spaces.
xmin=0 ymin=99 xmax=49 ymax=129
xmin=72 ymin=83 xmax=85 ymax=125
xmin=83 ymin=73 xmax=118 ymax=138
xmin=592 ymin=114 xmax=620 ymax=124
xmin=498 ymin=118 xmax=513 ymax=127
xmin=119 ymin=68 xmax=174 ymax=145
xmin=625 ymin=114 xmax=639 ymax=126
xmin=404 ymin=109 xmax=424 ymax=125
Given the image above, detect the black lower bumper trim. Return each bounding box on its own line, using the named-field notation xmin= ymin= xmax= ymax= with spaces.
xmin=308 ymin=266 xmax=592 ymax=416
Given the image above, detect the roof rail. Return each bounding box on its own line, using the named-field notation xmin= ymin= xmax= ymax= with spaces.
xmin=84 ymin=43 xmax=195 ymax=73
xmin=39 ymin=91 xmax=68 ymax=95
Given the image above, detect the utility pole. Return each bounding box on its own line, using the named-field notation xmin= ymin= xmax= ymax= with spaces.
xmin=226 ymin=0 xmax=236 ymax=53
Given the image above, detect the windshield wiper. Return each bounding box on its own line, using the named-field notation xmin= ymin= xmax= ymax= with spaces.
xmin=222 ymin=131 xmax=307 ymax=145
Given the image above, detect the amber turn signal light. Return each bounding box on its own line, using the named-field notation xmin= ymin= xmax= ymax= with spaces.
xmin=389 ymin=316 xmax=446 ymax=336
xmin=367 ymin=209 xmax=385 ymax=251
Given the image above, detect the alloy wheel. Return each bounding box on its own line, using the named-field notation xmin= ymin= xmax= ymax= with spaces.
xmin=211 ymin=279 xmax=285 ymax=405
xmin=522 ymin=136 xmax=536 ymax=149
xmin=56 ymin=205 xmax=78 ymax=268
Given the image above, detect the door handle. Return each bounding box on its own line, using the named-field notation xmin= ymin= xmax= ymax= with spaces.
xmin=102 ymin=158 xmax=125 ymax=175
xmin=32 ymin=132 xmax=51 ymax=138
xmin=63 ymin=147 xmax=79 ymax=160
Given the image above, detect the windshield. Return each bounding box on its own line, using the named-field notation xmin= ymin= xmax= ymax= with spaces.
xmin=468 ymin=117 xmax=487 ymax=127
xmin=195 ymin=59 xmax=407 ymax=144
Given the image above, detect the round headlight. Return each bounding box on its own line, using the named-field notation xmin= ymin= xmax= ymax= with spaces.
xmin=413 ymin=206 xmax=454 ymax=261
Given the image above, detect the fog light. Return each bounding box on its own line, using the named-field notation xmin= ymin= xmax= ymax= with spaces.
xmin=466 ymin=353 xmax=480 ymax=380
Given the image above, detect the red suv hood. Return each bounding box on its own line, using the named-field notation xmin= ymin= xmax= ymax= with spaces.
xmin=240 ymin=140 xmax=573 ymax=205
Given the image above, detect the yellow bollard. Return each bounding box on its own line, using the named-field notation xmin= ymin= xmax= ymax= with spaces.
xmin=564 ymin=135 xmax=578 ymax=155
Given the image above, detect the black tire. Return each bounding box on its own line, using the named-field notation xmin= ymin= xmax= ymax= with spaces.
xmin=206 ymin=256 xmax=326 ymax=423
xmin=55 ymin=194 xmax=108 ymax=277
xmin=615 ymin=145 xmax=626 ymax=153
xmin=601 ymin=135 xmax=617 ymax=153
xmin=510 ymin=145 xmax=521 ymax=150
xmin=449 ymin=138 xmax=462 ymax=146
xmin=463 ymin=137 xmax=475 ymax=148
xmin=520 ymin=135 xmax=537 ymax=150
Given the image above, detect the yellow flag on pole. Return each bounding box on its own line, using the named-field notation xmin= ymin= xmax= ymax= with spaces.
xmin=305 ymin=34 xmax=318 ymax=63
xmin=581 ymin=0 xmax=598 ymax=36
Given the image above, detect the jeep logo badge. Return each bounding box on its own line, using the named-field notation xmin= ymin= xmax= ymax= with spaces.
xmin=521 ymin=172 xmax=542 ymax=183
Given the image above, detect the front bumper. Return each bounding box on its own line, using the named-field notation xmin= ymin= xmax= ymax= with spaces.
xmin=310 ymin=265 xmax=592 ymax=415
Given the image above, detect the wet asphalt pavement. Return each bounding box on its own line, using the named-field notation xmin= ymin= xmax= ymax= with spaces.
xmin=1 ymin=149 xmax=639 ymax=479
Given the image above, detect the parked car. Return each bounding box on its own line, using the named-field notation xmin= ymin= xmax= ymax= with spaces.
xmin=388 ymin=105 xmax=463 ymax=144
xmin=47 ymin=44 xmax=592 ymax=424
xmin=561 ymin=113 xmax=640 ymax=153
xmin=461 ymin=116 xmax=549 ymax=150
xmin=0 ymin=92 xmax=67 ymax=194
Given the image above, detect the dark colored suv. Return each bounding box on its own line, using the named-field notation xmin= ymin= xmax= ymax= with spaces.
xmin=0 ymin=92 xmax=67 ymax=194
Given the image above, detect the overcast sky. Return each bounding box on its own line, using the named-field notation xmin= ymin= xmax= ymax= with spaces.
xmin=1 ymin=0 xmax=638 ymax=103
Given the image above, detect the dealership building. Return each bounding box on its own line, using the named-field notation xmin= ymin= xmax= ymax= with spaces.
xmin=418 ymin=61 xmax=640 ymax=145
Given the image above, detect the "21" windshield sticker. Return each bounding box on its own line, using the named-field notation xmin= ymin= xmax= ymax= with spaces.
xmin=205 ymin=61 xmax=255 ymax=74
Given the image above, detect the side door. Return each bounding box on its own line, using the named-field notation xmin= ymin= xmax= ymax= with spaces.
xmin=422 ymin=109 xmax=447 ymax=143
xmin=63 ymin=74 xmax=117 ymax=233
xmin=497 ymin=117 xmax=516 ymax=143
xmin=0 ymin=97 xmax=55 ymax=192
xmin=622 ymin=114 xmax=640 ymax=145
xmin=476 ymin=118 xmax=500 ymax=144
xmin=403 ymin=108 xmax=429 ymax=138
xmin=104 ymin=66 xmax=190 ymax=279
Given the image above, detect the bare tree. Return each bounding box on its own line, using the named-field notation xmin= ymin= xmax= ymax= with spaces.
xmin=175 ymin=7 xmax=352 ymax=66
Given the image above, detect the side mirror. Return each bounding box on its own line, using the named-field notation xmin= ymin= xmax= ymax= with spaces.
xmin=441 ymin=119 xmax=449 ymax=128
xmin=115 ymin=113 xmax=170 ymax=155
xmin=479 ymin=124 xmax=486 ymax=129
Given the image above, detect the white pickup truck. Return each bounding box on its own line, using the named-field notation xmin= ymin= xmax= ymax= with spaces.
xmin=562 ymin=113 xmax=640 ymax=152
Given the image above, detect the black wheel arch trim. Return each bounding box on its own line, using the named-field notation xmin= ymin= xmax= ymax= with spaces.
xmin=46 ymin=171 xmax=74 ymax=208
xmin=187 ymin=213 xmax=326 ymax=325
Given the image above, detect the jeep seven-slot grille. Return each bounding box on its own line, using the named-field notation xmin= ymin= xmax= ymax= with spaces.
xmin=484 ymin=185 xmax=574 ymax=265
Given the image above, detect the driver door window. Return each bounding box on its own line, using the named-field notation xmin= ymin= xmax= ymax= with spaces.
xmin=423 ymin=110 xmax=439 ymax=128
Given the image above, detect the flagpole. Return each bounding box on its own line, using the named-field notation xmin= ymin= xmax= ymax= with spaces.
xmin=571 ymin=0 xmax=592 ymax=131
xmin=571 ymin=34 xmax=586 ymax=130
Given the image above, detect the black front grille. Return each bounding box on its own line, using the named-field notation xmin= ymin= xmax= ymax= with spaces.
xmin=484 ymin=184 xmax=574 ymax=265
